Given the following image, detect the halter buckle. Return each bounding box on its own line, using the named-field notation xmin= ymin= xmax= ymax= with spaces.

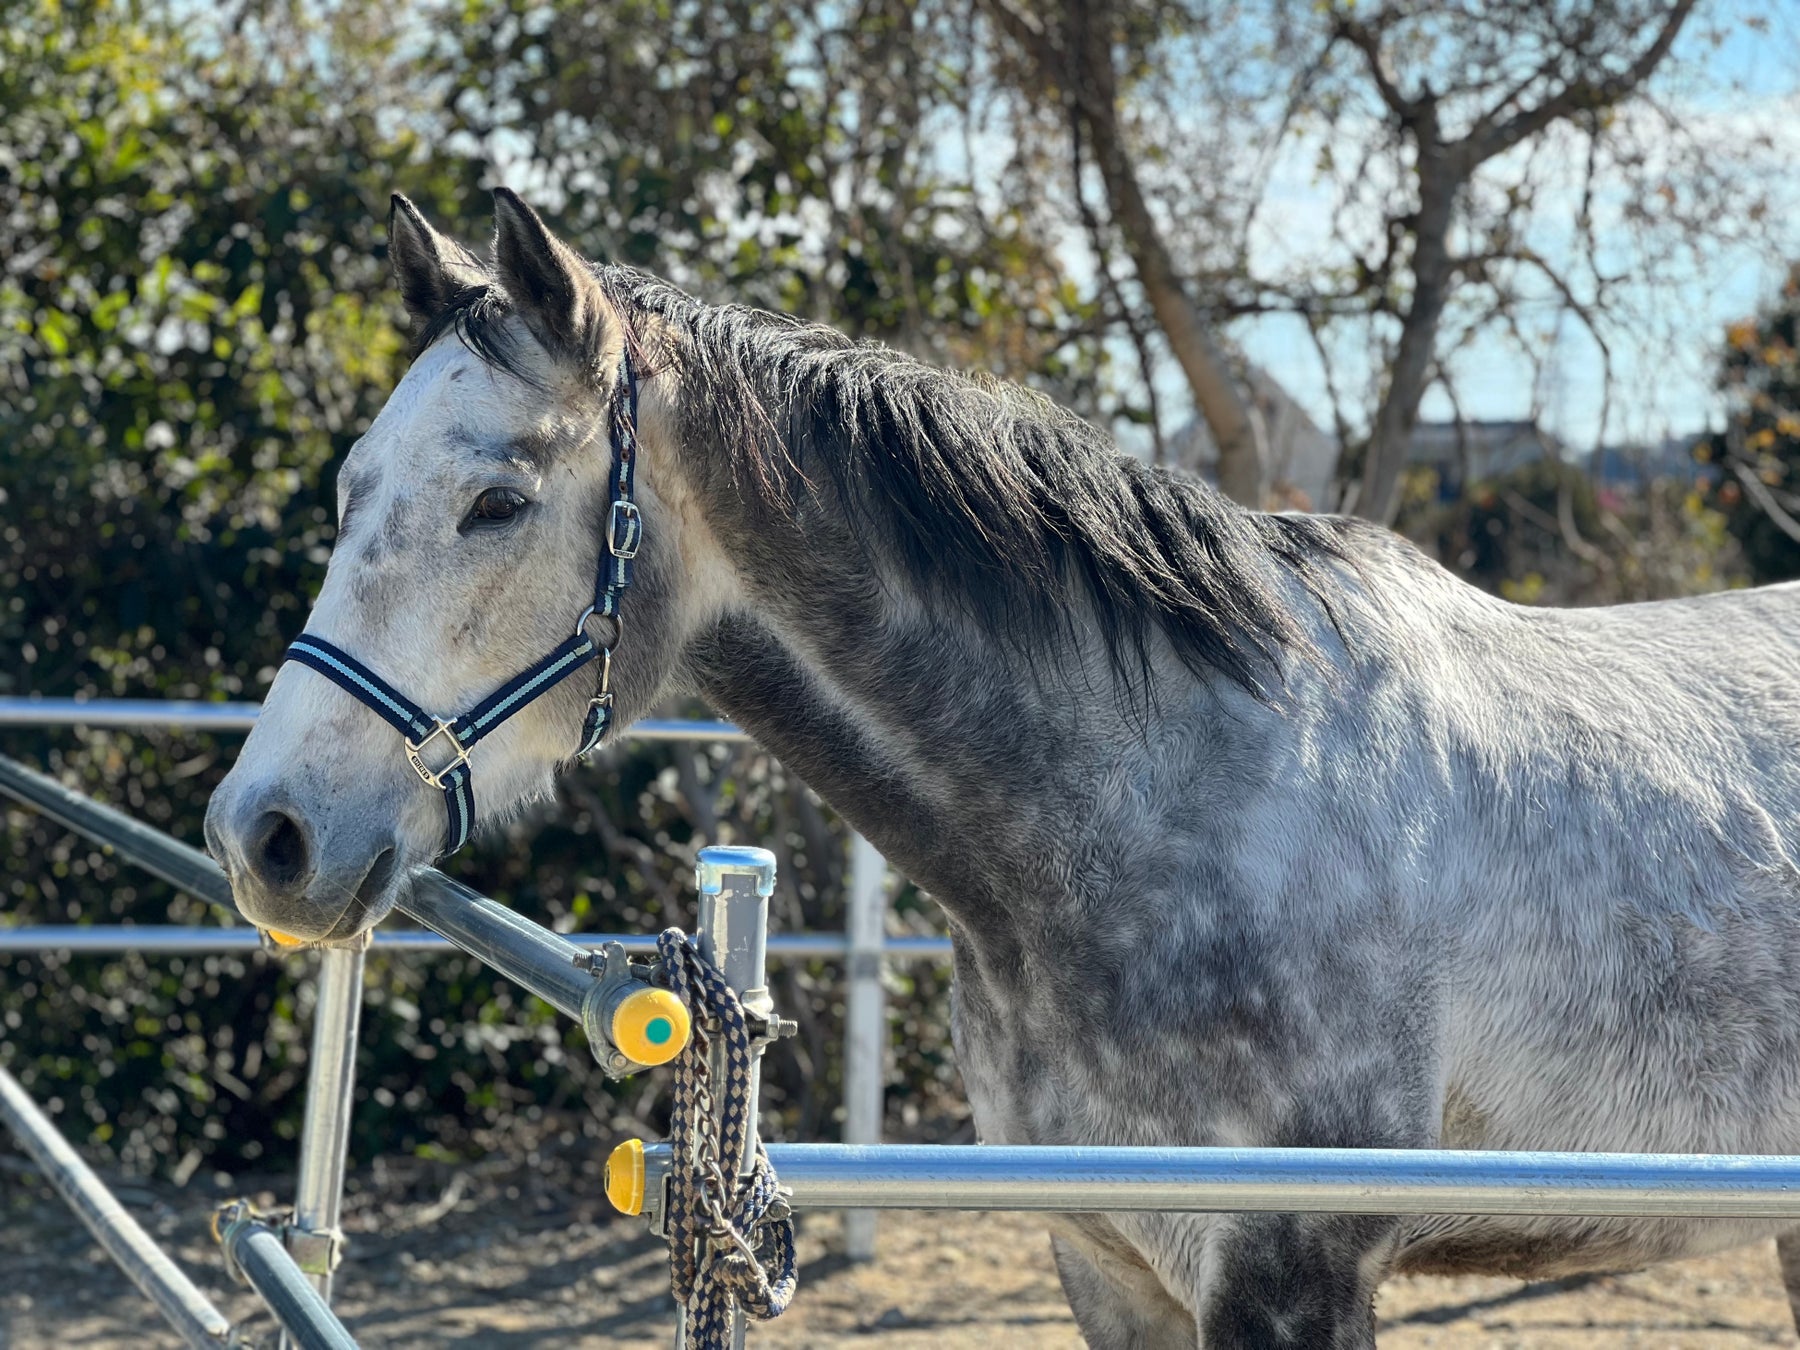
xmin=607 ymin=500 xmax=642 ymax=559
xmin=405 ymin=720 xmax=471 ymax=790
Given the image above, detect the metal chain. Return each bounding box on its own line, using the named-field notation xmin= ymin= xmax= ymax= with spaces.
xmin=657 ymin=927 xmax=798 ymax=1346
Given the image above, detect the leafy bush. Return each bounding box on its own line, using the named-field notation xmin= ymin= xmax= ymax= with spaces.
xmin=1702 ymin=266 xmax=1800 ymax=584
xmin=1 ymin=0 xmax=1035 ymax=1176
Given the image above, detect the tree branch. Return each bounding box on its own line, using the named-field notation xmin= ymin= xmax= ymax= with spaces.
xmin=1071 ymin=107 xmax=1167 ymax=464
xmin=982 ymin=0 xmax=1268 ymax=503
xmin=1330 ymin=13 xmax=1420 ymax=125
xmin=1731 ymin=453 xmax=1800 ymax=546
xmin=983 ymin=0 xmax=1060 ymax=79
xmin=1459 ymin=244 xmax=1618 ymax=448
xmin=1465 ymin=0 xmax=1699 ymax=164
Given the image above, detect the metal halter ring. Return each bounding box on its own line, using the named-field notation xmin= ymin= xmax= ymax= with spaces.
xmin=577 ymin=605 xmax=625 ymax=651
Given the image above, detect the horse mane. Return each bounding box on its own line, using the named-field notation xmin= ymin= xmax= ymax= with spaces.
xmin=421 ymin=264 xmax=1357 ymax=701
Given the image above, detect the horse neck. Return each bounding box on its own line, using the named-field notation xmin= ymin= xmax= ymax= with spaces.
xmin=672 ymin=435 xmax=1251 ymax=927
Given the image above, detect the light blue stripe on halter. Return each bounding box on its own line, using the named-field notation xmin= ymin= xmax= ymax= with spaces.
xmin=293 ymin=640 xmax=431 ymax=736
xmin=466 ymin=643 xmax=593 ymax=732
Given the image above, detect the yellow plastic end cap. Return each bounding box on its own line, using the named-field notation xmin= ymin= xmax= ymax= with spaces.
xmin=264 ymin=929 xmax=308 ymax=948
xmin=605 ymin=1138 xmax=646 ymax=1215
xmin=611 ymin=987 xmax=690 ymax=1066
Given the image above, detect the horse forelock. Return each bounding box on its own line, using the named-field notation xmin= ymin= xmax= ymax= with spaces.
xmin=413 ymin=261 xmax=1360 ymax=702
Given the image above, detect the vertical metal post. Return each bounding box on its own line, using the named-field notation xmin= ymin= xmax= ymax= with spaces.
xmin=841 ymin=832 xmax=886 ymax=1261
xmin=680 ymin=845 xmax=777 ymax=1350
xmin=282 ymin=943 xmax=365 ymax=1348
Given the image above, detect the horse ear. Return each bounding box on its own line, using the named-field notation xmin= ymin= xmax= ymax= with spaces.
xmin=490 ymin=187 xmax=612 ymax=368
xmin=388 ymin=194 xmax=485 ymax=328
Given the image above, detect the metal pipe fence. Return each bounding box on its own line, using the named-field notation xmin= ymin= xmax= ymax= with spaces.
xmin=0 ymin=697 xmax=934 ymax=1263
xmin=0 ymin=925 xmax=951 ymax=958
xmin=745 ymin=1143 xmax=1800 ymax=1218
xmin=0 ymin=1064 xmax=233 ymax=1349
xmin=16 ymin=748 xmax=1800 ymax=1348
xmin=289 ymin=948 xmax=363 ymax=1316
xmin=213 ymin=1207 xmax=361 ymax=1350
xmin=0 ymin=697 xmax=748 ymax=742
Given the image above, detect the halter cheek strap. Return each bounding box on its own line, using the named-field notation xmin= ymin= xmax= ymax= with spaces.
xmin=282 ymin=354 xmax=643 ymax=856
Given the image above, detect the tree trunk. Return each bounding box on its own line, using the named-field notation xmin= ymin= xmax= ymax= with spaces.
xmin=1091 ymin=135 xmax=1269 ymax=506
xmin=1062 ymin=0 xmax=1267 ymax=507
xmin=1359 ymin=166 xmax=1458 ymax=524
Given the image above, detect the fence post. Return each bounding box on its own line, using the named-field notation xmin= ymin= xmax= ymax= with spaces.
xmin=841 ymin=832 xmax=886 ymax=1261
xmin=682 ymin=845 xmax=777 ymax=1350
xmin=283 ymin=943 xmax=365 ymax=1342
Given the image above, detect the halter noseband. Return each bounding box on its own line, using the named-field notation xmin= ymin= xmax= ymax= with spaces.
xmin=282 ymin=354 xmax=643 ymax=856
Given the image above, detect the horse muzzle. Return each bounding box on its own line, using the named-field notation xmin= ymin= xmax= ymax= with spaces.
xmin=203 ymin=781 xmax=403 ymax=942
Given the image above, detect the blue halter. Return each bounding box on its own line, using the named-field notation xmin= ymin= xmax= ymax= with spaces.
xmin=282 ymin=354 xmax=643 ymax=856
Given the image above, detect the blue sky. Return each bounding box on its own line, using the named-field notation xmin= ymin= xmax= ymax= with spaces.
xmin=1220 ymin=7 xmax=1800 ymax=455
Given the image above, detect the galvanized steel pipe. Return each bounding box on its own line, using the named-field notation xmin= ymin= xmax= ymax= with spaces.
xmin=0 ymin=752 xmax=235 ymax=908
xmin=0 ymin=697 xmax=747 ymax=742
xmin=716 ymin=1143 xmax=1800 ymax=1218
xmin=217 ymin=1216 xmax=360 ymax=1350
xmin=0 ymin=1065 xmax=233 ymax=1348
xmin=287 ymin=947 xmax=364 ymax=1315
xmin=0 ymin=924 xmax=952 ymax=959
xmin=397 ymin=871 xmax=595 ymax=1019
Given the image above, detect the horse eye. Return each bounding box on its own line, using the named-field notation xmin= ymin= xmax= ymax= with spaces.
xmin=468 ymin=487 xmax=528 ymax=526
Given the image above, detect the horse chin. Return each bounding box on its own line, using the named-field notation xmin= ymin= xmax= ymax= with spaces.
xmin=254 ymin=846 xmax=403 ymax=948
xmin=322 ymin=846 xmax=403 ymax=942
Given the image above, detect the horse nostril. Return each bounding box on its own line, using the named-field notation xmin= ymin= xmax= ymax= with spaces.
xmin=248 ymin=810 xmax=313 ymax=892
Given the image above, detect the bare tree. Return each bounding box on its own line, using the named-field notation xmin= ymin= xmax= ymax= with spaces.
xmin=1325 ymin=0 xmax=1700 ymax=521
xmin=986 ymin=0 xmax=1271 ymax=505
xmin=983 ymin=0 xmax=1733 ymax=522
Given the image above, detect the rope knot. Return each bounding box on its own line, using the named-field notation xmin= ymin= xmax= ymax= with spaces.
xmin=657 ymin=927 xmax=797 ymax=1346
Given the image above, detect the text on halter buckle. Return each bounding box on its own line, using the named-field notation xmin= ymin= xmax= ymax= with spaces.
xmin=405 ymin=720 xmax=471 ymax=789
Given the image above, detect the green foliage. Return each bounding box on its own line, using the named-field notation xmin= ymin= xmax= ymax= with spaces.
xmin=434 ymin=0 xmax=1101 ymax=382
xmin=1703 ymin=267 xmax=1800 ymax=585
xmin=1405 ymin=459 xmax=1742 ymax=607
xmin=2 ymin=0 xmax=1055 ymax=1177
xmin=0 ymin=0 xmax=494 ymax=1174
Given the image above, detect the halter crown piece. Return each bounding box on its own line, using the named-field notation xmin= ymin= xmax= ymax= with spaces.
xmin=282 ymin=353 xmax=643 ymax=856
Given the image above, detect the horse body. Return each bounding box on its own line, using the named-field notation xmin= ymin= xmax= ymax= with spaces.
xmin=696 ymin=505 xmax=1800 ymax=1338
xmin=206 ymin=192 xmax=1800 ymax=1346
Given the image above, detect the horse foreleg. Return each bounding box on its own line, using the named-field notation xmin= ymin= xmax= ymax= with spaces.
xmin=1197 ymin=1213 xmax=1397 ymax=1349
xmin=1049 ymin=1232 xmax=1197 ymax=1349
xmin=1777 ymin=1231 xmax=1800 ymax=1336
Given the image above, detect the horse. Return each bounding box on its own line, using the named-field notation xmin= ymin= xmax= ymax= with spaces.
xmin=205 ymin=188 xmax=1800 ymax=1347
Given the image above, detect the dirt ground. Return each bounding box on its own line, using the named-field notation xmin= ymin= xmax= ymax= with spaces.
xmin=4 ymin=1153 xmax=1798 ymax=1348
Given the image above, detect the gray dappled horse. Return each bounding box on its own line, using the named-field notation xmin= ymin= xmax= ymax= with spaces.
xmin=206 ymin=190 xmax=1800 ymax=1347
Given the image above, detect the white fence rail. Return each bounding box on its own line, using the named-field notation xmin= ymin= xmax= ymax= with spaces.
xmin=0 ymin=697 xmax=747 ymax=741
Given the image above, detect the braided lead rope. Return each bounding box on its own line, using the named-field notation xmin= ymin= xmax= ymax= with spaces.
xmin=656 ymin=927 xmax=798 ymax=1347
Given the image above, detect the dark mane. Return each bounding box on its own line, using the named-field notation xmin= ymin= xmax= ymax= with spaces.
xmin=423 ymin=266 xmax=1354 ymax=701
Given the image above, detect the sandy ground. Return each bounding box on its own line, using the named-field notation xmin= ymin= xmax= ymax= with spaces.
xmin=4 ymin=1155 xmax=1798 ymax=1348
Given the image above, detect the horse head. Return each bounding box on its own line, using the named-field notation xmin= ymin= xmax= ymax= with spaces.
xmin=205 ymin=191 xmax=726 ymax=942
